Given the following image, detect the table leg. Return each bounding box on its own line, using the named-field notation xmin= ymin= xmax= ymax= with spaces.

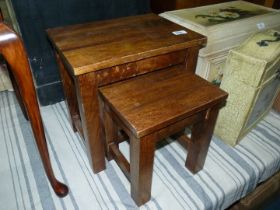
xmin=130 ymin=134 xmax=156 ymax=206
xmin=103 ymin=102 xmax=118 ymax=160
xmin=75 ymin=73 xmax=106 ymax=173
xmin=186 ymin=103 xmax=220 ymax=173
xmin=55 ymin=52 xmax=79 ymax=132
xmin=0 ymin=22 xmax=68 ymax=196
xmin=185 ymin=46 xmax=200 ymax=74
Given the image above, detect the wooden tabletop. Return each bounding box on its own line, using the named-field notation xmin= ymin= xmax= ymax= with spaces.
xmin=47 ymin=14 xmax=206 ymax=76
xmin=99 ymin=64 xmax=227 ymax=137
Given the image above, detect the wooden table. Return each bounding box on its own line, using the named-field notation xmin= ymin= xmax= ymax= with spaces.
xmin=47 ymin=14 xmax=206 ymax=173
xmin=99 ymin=65 xmax=227 ymax=205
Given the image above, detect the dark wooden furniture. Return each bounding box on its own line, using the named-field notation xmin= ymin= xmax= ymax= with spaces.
xmin=99 ymin=64 xmax=228 ymax=206
xmin=0 ymin=21 xmax=68 ymax=196
xmin=47 ymin=14 xmax=207 ymax=173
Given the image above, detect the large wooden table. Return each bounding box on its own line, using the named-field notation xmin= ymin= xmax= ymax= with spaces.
xmin=47 ymin=14 xmax=206 ymax=173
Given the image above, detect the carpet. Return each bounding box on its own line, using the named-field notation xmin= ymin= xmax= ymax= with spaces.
xmin=0 ymin=91 xmax=279 ymax=210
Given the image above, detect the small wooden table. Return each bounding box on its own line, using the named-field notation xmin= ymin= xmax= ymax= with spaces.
xmin=47 ymin=14 xmax=206 ymax=173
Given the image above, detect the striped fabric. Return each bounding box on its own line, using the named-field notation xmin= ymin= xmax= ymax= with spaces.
xmin=0 ymin=65 xmax=13 ymax=92
xmin=0 ymin=91 xmax=279 ymax=210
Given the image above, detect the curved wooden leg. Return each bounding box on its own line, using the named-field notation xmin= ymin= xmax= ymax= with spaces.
xmin=8 ymin=68 xmax=29 ymax=120
xmin=0 ymin=23 xmax=68 ymax=197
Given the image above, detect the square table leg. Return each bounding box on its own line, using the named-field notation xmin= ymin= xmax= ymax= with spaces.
xmin=103 ymin=102 xmax=119 ymax=161
xmin=186 ymin=103 xmax=220 ymax=173
xmin=130 ymin=134 xmax=156 ymax=206
xmin=55 ymin=52 xmax=79 ymax=132
xmin=75 ymin=73 xmax=106 ymax=173
xmin=55 ymin=52 xmax=106 ymax=173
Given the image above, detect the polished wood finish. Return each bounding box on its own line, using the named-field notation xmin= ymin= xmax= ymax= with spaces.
xmin=8 ymin=64 xmax=29 ymax=120
xmin=47 ymin=14 xmax=205 ymax=76
xmin=130 ymin=133 xmax=156 ymax=206
xmin=47 ymin=14 xmax=206 ymax=173
xmin=75 ymin=73 xmax=106 ymax=172
xmin=186 ymin=103 xmax=220 ymax=172
xmin=95 ymin=50 xmax=187 ymax=87
xmin=55 ymin=52 xmax=79 ymax=132
xmin=0 ymin=22 xmax=68 ymax=197
xmin=99 ymin=64 xmax=228 ymax=206
xmin=185 ymin=45 xmax=201 ymax=74
xmin=100 ymin=65 xmax=226 ymax=138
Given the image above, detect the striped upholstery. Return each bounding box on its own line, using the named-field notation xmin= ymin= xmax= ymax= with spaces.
xmin=0 ymin=91 xmax=279 ymax=210
xmin=0 ymin=65 xmax=13 ymax=91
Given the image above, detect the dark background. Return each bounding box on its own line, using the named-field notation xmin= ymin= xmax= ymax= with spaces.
xmin=11 ymin=0 xmax=150 ymax=105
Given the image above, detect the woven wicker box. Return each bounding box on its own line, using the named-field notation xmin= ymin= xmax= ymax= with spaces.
xmin=160 ymin=1 xmax=280 ymax=84
xmin=214 ymin=30 xmax=280 ymax=146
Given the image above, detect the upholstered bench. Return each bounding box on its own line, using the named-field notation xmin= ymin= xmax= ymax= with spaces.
xmin=99 ymin=64 xmax=228 ymax=206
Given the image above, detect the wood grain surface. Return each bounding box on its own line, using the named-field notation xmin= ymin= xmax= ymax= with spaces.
xmin=100 ymin=64 xmax=227 ymax=206
xmin=47 ymin=13 xmax=207 ymax=174
xmin=47 ymin=14 xmax=206 ymax=75
xmin=99 ymin=64 xmax=227 ymax=137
